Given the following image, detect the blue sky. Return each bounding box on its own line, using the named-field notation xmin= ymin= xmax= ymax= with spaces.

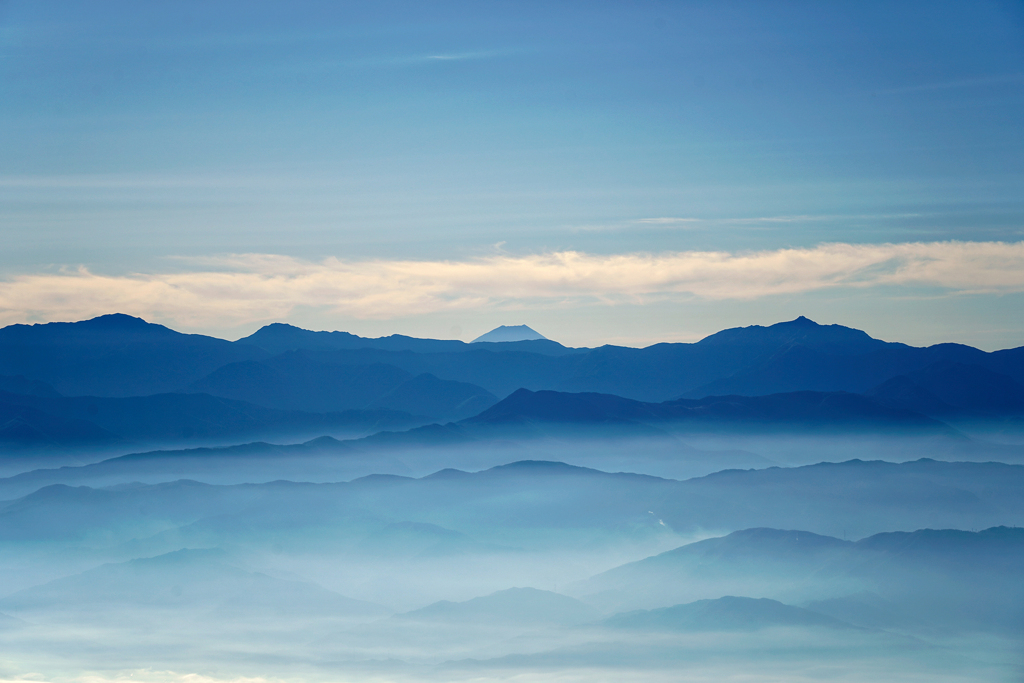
xmin=1 ymin=1 xmax=1023 ymax=348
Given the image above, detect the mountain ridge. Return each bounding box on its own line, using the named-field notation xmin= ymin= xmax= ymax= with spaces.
xmin=1 ymin=314 xmax=1022 ymax=455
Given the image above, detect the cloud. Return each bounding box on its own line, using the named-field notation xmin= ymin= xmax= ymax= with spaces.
xmin=632 ymin=213 xmax=926 ymax=227
xmin=1 ymin=241 xmax=1023 ymax=330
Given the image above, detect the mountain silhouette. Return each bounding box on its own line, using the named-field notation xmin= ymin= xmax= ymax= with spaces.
xmin=0 ymin=313 xmax=1021 ymax=452
xmin=240 ymin=322 xmax=571 ymax=356
xmin=0 ymin=314 xmax=265 ymax=396
xmin=698 ymin=316 xmax=889 ymax=355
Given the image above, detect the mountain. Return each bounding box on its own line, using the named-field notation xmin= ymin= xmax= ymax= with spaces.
xmin=4 ymin=459 xmax=1023 ymax=552
xmin=187 ymin=352 xmax=497 ymax=420
xmin=0 ymin=436 xmax=413 ymax=499
xmin=0 ymin=314 xmax=265 ymax=396
xmin=577 ymin=528 xmax=856 ymax=609
xmin=2 ymin=314 xmax=1022 ymax=450
xmin=238 ymin=322 xmax=468 ymax=354
xmin=209 ymin=344 xmax=579 ymax=399
xmin=239 ymin=322 xmax=572 ymax=357
xmin=604 ymin=595 xmax=855 ymax=632
xmin=464 ymin=388 xmax=954 ymax=436
xmin=0 ymin=389 xmax=424 ymax=450
xmin=471 ymin=325 xmax=547 ymax=343
xmin=4 ymin=313 xmax=1024 ymax=409
xmin=867 ymin=361 xmax=1024 ymax=417
xmin=466 ymin=389 xmax=658 ymax=424
xmin=556 ymin=317 xmax=897 ymax=399
xmin=577 ymin=526 xmax=1024 ymax=630
xmin=678 ymin=321 xmax=1024 ymax=402
xmin=399 ymin=587 xmax=598 ymax=626
xmin=682 ymin=343 xmax=975 ymax=398
xmin=0 ymin=548 xmax=386 ymax=619
xmin=558 ymin=317 xmax=1024 ymax=401
xmin=864 ymin=375 xmax=956 ymax=416
xmin=187 ymin=352 xmax=415 ymax=413
xmin=0 ymin=419 xmax=774 ymax=498
xmin=0 ymin=401 xmax=121 ymax=449
xmin=698 ymin=316 xmax=890 ymax=356
xmin=368 ymin=373 xmax=497 ymax=421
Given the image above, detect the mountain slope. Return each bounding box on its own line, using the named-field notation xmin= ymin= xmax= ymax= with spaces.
xmin=605 ymin=595 xmax=855 ymax=632
xmin=464 ymin=388 xmax=954 ymax=436
xmin=0 ymin=389 xmax=423 ymax=448
xmin=471 ymin=325 xmax=547 ymax=343
xmin=682 ymin=341 xmax=1000 ymax=399
xmin=578 ymin=525 xmax=1024 ymax=630
xmin=187 ymin=352 xmax=415 ymax=413
xmin=868 ymin=361 xmax=1024 ymax=416
xmin=0 ymin=548 xmax=386 ymax=619
xmin=0 ymin=401 xmax=120 ymax=449
xmin=369 ymin=373 xmax=497 ymax=421
xmin=400 ymin=587 xmax=597 ymax=626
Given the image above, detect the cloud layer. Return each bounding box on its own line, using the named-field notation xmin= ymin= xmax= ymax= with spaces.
xmin=2 ymin=241 xmax=1023 ymax=331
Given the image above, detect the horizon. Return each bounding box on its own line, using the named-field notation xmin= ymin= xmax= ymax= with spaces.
xmin=8 ymin=310 xmax=1022 ymax=352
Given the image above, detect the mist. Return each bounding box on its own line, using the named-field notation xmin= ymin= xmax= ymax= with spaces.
xmin=2 ymin=315 xmax=1023 ymax=681
xmin=1 ymin=430 xmax=1022 ymax=682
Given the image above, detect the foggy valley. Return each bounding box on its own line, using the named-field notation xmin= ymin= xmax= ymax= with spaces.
xmin=0 ymin=314 xmax=1021 ymax=682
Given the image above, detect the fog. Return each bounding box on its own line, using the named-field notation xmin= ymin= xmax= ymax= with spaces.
xmin=0 ymin=429 xmax=1021 ymax=682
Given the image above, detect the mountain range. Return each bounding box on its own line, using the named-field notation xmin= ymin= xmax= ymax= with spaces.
xmin=576 ymin=525 xmax=1024 ymax=632
xmin=2 ymin=314 xmax=1023 ymax=454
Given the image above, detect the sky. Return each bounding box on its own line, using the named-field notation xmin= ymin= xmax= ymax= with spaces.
xmin=1 ymin=0 xmax=1023 ymax=349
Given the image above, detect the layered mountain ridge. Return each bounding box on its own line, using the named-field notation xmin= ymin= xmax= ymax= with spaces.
xmin=1 ymin=314 xmax=1022 ymax=454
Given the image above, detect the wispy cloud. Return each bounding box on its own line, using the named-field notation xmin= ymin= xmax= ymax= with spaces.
xmin=1 ymin=241 xmax=1023 ymax=330
xmin=629 ymin=213 xmax=926 ymax=229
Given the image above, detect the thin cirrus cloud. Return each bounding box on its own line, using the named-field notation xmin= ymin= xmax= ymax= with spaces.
xmin=1 ymin=241 xmax=1022 ymax=331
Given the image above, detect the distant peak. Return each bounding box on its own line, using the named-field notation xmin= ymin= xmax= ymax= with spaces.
xmin=471 ymin=325 xmax=548 ymax=343
xmin=787 ymin=316 xmax=818 ymax=326
xmin=83 ymin=313 xmax=151 ymax=328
